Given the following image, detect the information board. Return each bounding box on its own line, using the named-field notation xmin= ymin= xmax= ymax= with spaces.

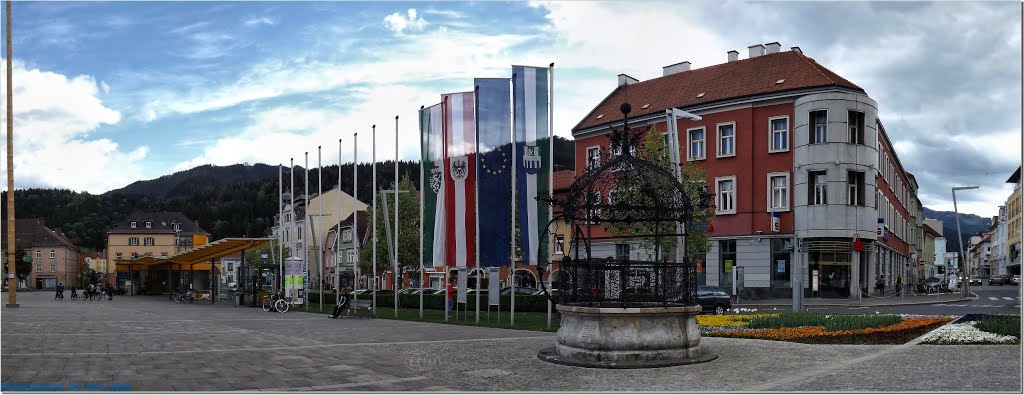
xmin=457 ymin=268 xmax=468 ymax=303
xmin=488 ymin=267 xmax=500 ymax=305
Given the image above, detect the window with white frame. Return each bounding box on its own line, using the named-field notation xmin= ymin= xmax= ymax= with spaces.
xmin=687 ymin=127 xmax=705 ymax=160
xmin=35 ymin=250 xmax=41 ymax=258
xmin=129 ymin=237 xmax=139 ymax=246
xmin=555 ymin=235 xmax=565 ymax=255
xmin=717 ymin=123 xmax=736 ymax=157
xmin=586 ymin=146 xmax=601 ymax=169
xmin=173 ymin=223 xmax=180 ymax=231
xmin=343 ymin=229 xmax=352 ymax=241
xmin=116 ymin=253 xmax=123 ymax=260
xmin=347 ymin=249 xmax=356 ymax=263
xmin=36 ymin=264 xmax=42 ymax=272
xmin=145 ymin=221 xmax=152 ymax=229
xmin=847 ymin=171 xmax=866 ymax=206
xmin=50 ymin=264 xmax=56 ymax=272
xmin=130 ymin=221 xmax=137 ymax=229
xmin=715 ymin=176 xmax=737 ymax=214
xmin=848 ymin=111 xmax=865 ymax=145
xmin=144 ymin=237 xmax=154 ymax=246
xmin=767 ymin=172 xmax=789 ymax=211
xmin=769 ymin=116 xmax=789 ymax=152
xmin=809 ymin=171 xmax=827 ymax=205
xmin=49 ymin=250 xmax=56 ymax=259
xmin=810 ymin=110 xmax=827 ymax=144
xmin=587 ymin=191 xmax=603 ymax=220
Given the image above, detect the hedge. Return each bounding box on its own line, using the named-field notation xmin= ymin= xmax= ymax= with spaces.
xmin=304 ymin=292 xmax=557 ymax=312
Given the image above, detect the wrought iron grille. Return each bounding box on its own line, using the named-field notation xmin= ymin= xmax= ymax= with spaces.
xmin=537 ymin=100 xmax=712 ymax=308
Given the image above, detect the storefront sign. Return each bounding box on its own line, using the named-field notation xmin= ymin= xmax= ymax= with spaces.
xmin=777 ymin=260 xmax=786 ymax=273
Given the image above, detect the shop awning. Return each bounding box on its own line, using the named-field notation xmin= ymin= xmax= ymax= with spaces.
xmin=113 ymin=237 xmax=273 ymax=271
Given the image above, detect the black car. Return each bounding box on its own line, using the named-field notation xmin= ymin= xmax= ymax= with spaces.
xmin=697 ymin=286 xmax=731 ymax=315
xmin=499 ymin=287 xmax=541 ymax=296
xmin=989 ymin=275 xmax=1011 ymax=286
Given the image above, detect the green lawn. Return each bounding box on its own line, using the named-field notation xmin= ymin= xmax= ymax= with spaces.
xmin=289 ymin=303 xmax=560 ymax=332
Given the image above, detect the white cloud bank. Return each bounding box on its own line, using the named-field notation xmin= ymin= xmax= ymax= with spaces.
xmin=0 ymin=59 xmax=149 ymax=193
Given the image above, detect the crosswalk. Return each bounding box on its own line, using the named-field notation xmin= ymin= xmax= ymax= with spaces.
xmin=987 ymin=296 xmax=1019 ymax=301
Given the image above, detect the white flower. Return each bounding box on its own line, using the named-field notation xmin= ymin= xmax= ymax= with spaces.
xmin=920 ymin=322 xmax=1019 ymax=344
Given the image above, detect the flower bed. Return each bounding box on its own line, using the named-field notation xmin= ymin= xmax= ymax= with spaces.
xmin=698 ymin=313 xmax=953 ymax=344
xmin=920 ymin=314 xmax=1020 ymax=345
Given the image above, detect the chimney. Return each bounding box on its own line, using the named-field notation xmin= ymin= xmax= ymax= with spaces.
xmin=748 ymin=44 xmax=765 ymax=58
xmin=727 ymin=50 xmax=739 ymax=62
xmin=662 ymin=61 xmax=691 ymax=76
xmin=790 ymin=46 xmax=802 ymax=54
xmin=37 ymin=217 xmax=45 ymax=226
xmin=765 ymin=42 xmax=781 ymax=54
xmin=617 ymin=74 xmax=639 ymax=86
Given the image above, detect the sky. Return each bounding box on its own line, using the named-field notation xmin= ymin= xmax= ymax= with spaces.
xmin=0 ymin=1 xmax=1020 ymax=218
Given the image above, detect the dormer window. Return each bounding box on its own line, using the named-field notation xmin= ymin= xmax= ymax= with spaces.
xmin=145 ymin=221 xmax=152 ymax=229
xmin=130 ymin=221 xmax=137 ymax=228
xmin=173 ymin=223 xmax=180 ymax=231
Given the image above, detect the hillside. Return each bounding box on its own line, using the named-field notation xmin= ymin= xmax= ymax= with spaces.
xmin=922 ymin=207 xmax=994 ymax=253
xmin=2 ymin=136 xmax=577 ymax=250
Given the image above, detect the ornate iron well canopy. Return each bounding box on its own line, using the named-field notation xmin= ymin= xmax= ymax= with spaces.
xmin=536 ymin=97 xmax=717 ymax=368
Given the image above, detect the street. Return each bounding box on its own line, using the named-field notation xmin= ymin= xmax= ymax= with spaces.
xmin=802 ymin=284 xmax=1022 ymax=315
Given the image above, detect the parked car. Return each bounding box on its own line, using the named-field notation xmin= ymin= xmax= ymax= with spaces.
xmin=414 ymin=288 xmax=443 ymax=295
xmin=969 ymin=275 xmax=982 ymax=286
xmin=697 ymin=285 xmax=731 ymax=315
xmin=466 ymin=289 xmax=488 ymax=296
xmin=499 ymin=287 xmax=542 ymax=296
xmin=1012 ymin=275 xmax=1020 ymax=285
xmin=352 ymin=288 xmax=394 ymax=295
xmin=397 ymin=288 xmax=422 ymax=295
xmin=989 ymin=275 xmax=1011 ymax=286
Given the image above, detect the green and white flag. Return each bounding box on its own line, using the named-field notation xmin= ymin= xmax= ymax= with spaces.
xmin=420 ymin=103 xmax=446 ymax=268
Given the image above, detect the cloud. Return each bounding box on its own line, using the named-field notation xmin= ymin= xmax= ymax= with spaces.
xmin=383 ymin=9 xmax=427 ymax=34
xmin=0 ymin=59 xmax=149 ymax=193
xmin=244 ymin=16 xmax=276 ymax=27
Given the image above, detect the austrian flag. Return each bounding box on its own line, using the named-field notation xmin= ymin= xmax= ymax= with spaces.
xmin=442 ymin=92 xmax=477 ymax=268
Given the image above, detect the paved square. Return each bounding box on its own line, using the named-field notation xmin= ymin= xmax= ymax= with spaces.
xmin=2 ymin=292 xmax=1021 ymax=392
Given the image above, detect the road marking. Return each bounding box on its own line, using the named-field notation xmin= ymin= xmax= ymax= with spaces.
xmin=254 ymin=375 xmax=434 ymax=392
xmin=989 ymin=297 xmax=999 ymax=300
xmin=1003 ymin=297 xmax=1015 ymax=301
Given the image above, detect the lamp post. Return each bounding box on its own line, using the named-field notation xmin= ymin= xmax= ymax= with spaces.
xmin=952 ymin=186 xmax=979 ymax=299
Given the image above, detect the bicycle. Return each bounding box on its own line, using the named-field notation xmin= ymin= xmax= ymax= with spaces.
xmin=261 ymin=292 xmax=290 ymax=313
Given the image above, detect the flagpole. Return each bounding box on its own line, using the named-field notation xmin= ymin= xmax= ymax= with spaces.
xmin=474 ymin=85 xmax=481 ymax=325
xmin=279 ymin=163 xmax=284 ymax=293
xmin=305 ymin=152 xmax=309 ymax=310
xmin=547 ymin=63 xmax=554 ymax=329
xmin=419 ymin=105 xmax=426 ymax=320
xmin=342 ymin=137 xmax=346 ymax=298
xmin=394 ymin=115 xmax=400 ymax=318
xmin=353 ymin=133 xmax=359 ymax=305
xmin=372 ymin=125 xmax=377 ymax=314
xmin=290 ymin=158 xmax=295 ymax=300
xmin=510 ymin=73 xmax=517 ymax=327
xmin=318 ymin=146 xmax=323 ymax=311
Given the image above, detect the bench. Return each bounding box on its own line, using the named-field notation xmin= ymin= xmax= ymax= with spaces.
xmin=344 ymin=299 xmax=376 ymax=319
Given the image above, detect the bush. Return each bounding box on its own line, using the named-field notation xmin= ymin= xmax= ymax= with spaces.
xmin=748 ymin=313 xmax=901 ymax=332
xmin=976 ymin=315 xmax=1021 ymax=339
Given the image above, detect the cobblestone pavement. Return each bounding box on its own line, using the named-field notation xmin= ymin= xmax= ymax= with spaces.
xmin=2 ymin=292 xmax=1021 ymax=392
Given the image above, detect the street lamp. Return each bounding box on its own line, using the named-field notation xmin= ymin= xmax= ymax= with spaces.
xmin=952 ymin=186 xmax=979 ymax=299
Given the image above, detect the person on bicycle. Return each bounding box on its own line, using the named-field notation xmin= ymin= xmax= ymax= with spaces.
xmin=55 ymin=282 xmax=64 ymax=300
xmin=70 ymin=285 xmax=78 ymax=300
xmin=329 ymin=287 xmax=351 ymax=319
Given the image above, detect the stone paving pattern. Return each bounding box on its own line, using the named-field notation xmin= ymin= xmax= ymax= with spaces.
xmin=2 ymin=292 xmax=1021 ymax=392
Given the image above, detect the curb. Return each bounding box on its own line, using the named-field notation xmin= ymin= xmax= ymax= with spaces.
xmin=734 ymin=293 xmax=977 ymax=308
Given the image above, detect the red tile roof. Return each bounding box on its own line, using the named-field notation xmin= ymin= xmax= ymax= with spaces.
xmin=573 ymin=50 xmax=864 ymax=132
xmin=553 ymin=170 xmax=574 ymax=192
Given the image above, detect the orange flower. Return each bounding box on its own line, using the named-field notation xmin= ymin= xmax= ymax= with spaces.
xmin=708 ymin=316 xmax=953 ymax=343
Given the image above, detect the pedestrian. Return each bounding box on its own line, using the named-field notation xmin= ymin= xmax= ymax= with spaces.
xmin=55 ymin=282 xmax=64 ymax=300
xmin=106 ymin=283 xmax=114 ymax=300
xmin=895 ymin=275 xmax=903 ymax=296
xmin=87 ymin=283 xmax=95 ymax=300
xmin=329 ymin=288 xmax=351 ymax=319
xmin=70 ymin=285 xmax=78 ymax=300
xmin=875 ymin=275 xmax=885 ymax=296
xmin=446 ymin=281 xmax=456 ymax=318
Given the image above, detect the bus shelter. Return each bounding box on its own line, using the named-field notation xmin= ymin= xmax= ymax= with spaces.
xmin=114 ymin=238 xmax=272 ymax=301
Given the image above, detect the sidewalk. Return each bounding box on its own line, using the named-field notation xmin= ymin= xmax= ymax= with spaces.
xmin=734 ymin=291 xmax=976 ymax=307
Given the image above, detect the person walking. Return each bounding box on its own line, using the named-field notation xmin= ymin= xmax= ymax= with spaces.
xmin=875 ymin=275 xmax=885 ymax=296
xmin=70 ymin=285 xmax=78 ymax=300
xmin=895 ymin=275 xmax=903 ymax=296
xmin=87 ymin=283 xmax=95 ymax=300
xmin=106 ymin=283 xmax=114 ymax=300
xmin=446 ymin=281 xmax=456 ymax=318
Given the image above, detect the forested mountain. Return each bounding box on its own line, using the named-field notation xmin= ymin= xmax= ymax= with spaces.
xmin=2 ymin=137 xmax=576 ymax=251
xmin=922 ymin=207 xmax=994 ymax=254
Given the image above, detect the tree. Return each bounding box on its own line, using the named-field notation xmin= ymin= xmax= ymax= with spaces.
xmin=603 ymin=126 xmax=713 ymax=260
xmin=358 ymin=175 xmax=420 ymax=281
xmin=2 ymin=249 xmax=32 ymax=284
xmin=242 ymin=239 xmax=291 ymax=269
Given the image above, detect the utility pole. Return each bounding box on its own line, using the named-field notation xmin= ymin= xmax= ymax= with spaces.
xmin=6 ymin=0 xmax=18 ymax=308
